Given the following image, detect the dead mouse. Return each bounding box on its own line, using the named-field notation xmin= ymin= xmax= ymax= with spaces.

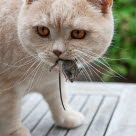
xmin=62 ymin=60 xmax=81 ymax=82
xmin=50 ymin=59 xmax=81 ymax=82
xmin=50 ymin=59 xmax=81 ymax=110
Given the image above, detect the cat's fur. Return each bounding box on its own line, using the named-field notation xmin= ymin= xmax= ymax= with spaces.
xmin=0 ymin=0 xmax=114 ymax=136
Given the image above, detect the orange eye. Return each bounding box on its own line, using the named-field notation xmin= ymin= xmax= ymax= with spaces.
xmin=71 ymin=30 xmax=86 ymax=39
xmin=37 ymin=26 xmax=50 ymax=37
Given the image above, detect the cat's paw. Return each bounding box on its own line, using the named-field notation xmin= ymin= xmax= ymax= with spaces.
xmin=54 ymin=111 xmax=84 ymax=129
xmin=10 ymin=127 xmax=31 ymax=136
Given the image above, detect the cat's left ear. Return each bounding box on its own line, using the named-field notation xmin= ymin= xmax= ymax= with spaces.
xmin=87 ymin=0 xmax=113 ymax=14
xmin=23 ymin=0 xmax=35 ymax=5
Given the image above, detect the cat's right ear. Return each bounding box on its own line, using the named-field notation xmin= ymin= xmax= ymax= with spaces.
xmin=87 ymin=0 xmax=113 ymax=14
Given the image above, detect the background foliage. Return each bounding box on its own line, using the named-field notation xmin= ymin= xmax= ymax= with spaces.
xmin=102 ymin=0 xmax=136 ymax=82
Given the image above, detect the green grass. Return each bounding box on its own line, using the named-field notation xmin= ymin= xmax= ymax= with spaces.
xmin=102 ymin=0 xmax=136 ymax=82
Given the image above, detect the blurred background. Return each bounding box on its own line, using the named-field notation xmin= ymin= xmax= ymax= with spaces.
xmin=78 ymin=0 xmax=136 ymax=83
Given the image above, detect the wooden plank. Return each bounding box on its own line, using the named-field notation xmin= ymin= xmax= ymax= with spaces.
xmin=32 ymin=96 xmax=74 ymax=136
xmin=22 ymin=93 xmax=39 ymax=105
xmin=85 ymin=96 xmax=118 ymax=136
xmin=31 ymin=96 xmax=74 ymax=136
xmin=31 ymin=111 xmax=53 ymax=136
xmin=23 ymin=100 xmax=48 ymax=131
xmin=46 ymin=95 xmax=88 ymax=136
xmin=66 ymin=82 xmax=130 ymax=96
xmin=106 ymin=88 xmax=136 ymax=136
xmin=32 ymin=95 xmax=87 ymax=136
xmin=21 ymin=93 xmax=42 ymax=120
xmin=66 ymin=95 xmax=103 ymax=136
xmin=21 ymin=83 xmax=136 ymax=136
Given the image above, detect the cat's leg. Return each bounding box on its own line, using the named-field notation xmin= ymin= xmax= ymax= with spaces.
xmin=0 ymin=89 xmax=31 ymax=136
xmin=40 ymin=79 xmax=84 ymax=129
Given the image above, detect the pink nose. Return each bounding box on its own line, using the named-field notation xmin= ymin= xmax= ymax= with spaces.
xmin=53 ymin=50 xmax=62 ymax=57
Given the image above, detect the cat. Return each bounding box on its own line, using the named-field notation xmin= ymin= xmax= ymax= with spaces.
xmin=0 ymin=0 xmax=114 ymax=135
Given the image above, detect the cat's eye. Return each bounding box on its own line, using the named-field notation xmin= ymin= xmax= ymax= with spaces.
xmin=71 ymin=30 xmax=86 ymax=39
xmin=37 ymin=26 xmax=50 ymax=37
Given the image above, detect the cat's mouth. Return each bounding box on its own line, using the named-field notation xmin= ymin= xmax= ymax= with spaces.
xmin=50 ymin=59 xmax=82 ymax=83
xmin=49 ymin=59 xmax=65 ymax=72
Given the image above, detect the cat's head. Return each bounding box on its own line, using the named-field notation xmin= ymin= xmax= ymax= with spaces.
xmin=18 ymin=0 xmax=114 ymax=67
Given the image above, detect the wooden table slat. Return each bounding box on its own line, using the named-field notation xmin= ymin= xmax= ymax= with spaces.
xmin=32 ymin=95 xmax=86 ymax=136
xmin=21 ymin=83 xmax=136 ymax=136
xmin=66 ymin=95 xmax=103 ymax=136
xmin=106 ymin=88 xmax=136 ymax=136
xmin=23 ymin=101 xmax=48 ymax=131
xmin=21 ymin=94 xmax=42 ymax=120
xmin=47 ymin=95 xmax=88 ymax=136
xmin=85 ymin=96 xmax=119 ymax=136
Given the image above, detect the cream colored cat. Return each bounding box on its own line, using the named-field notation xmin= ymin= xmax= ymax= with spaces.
xmin=0 ymin=0 xmax=114 ymax=136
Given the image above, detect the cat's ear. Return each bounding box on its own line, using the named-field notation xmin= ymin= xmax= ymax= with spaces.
xmin=26 ymin=0 xmax=33 ymax=4
xmin=23 ymin=0 xmax=35 ymax=5
xmin=87 ymin=0 xmax=113 ymax=13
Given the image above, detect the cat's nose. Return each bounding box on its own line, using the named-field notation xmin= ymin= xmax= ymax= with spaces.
xmin=53 ymin=50 xmax=62 ymax=57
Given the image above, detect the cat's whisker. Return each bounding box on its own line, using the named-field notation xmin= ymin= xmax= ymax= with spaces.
xmin=0 ymin=55 xmax=37 ymax=76
xmin=77 ymin=55 xmax=95 ymax=81
xmin=96 ymin=59 xmax=126 ymax=79
xmin=25 ymin=61 xmax=45 ymax=95
xmin=74 ymin=49 xmax=96 ymax=58
xmin=25 ymin=61 xmax=47 ymax=93
xmin=85 ymin=49 xmax=129 ymax=61
xmin=74 ymin=54 xmax=100 ymax=81
xmin=74 ymin=54 xmax=94 ymax=78
xmin=91 ymin=61 xmax=121 ymax=78
xmin=92 ymin=60 xmax=120 ymax=78
xmin=84 ymin=59 xmax=118 ymax=78
xmin=102 ymin=57 xmax=129 ymax=61
xmin=13 ymin=61 xmax=40 ymax=87
xmin=75 ymin=49 xmax=125 ymax=79
xmin=98 ymin=57 xmax=111 ymax=67
xmin=77 ymin=52 xmax=121 ymax=78
xmin=80 ymin=56 xmax=105 ymax=82
xmin=74 ymin=57 xmax=90 ymax=82
xmin=76 ymin=48 xmax=122 ymax=61
xmin=76 ymin=54 xmax=103 ymax=81
xmin=74 ymin=55 xmax=93 ymax=82
xmin=26 ymin=62 xmax=43 ymax=92
xmin=81 ymin=70 xmax=89 ymax=81
xmin=75 ymin=48 xmax=125 ymax=66
xmin=36 ymin=63 xmax=47 ymax=88
xmin=0 ymin=60 xmax=39 ymax=94
xmin=0 ymin=63 xmax=20 ymax=68
xmin=76 ymin=48 xmax=128 ymax=73
xmin=8 ymin=58 xmax=36 ymax=78
xmin=83 ymin=50 xmax=114 ymax=67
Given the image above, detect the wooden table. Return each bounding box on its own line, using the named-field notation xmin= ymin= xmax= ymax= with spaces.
xmin=21 ymin=82 xmax=136 ymax=136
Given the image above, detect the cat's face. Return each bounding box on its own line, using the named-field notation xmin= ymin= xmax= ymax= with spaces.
xmin=18 ymin=0 xmax=114 ymax=67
